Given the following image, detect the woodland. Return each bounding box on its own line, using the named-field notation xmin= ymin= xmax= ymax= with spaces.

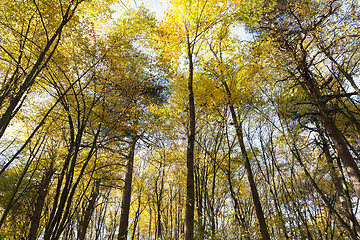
xmin=0 ymin=0 xmax=360 ymax=239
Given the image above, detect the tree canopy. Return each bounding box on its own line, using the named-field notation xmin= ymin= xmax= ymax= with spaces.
xmin=1 ymin=0 xmax=360 ymax=239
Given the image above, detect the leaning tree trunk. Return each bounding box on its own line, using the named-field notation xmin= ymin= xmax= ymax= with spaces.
xmin=222 ymin=80 xmax=270 ymax=240
xmin=118 ymin=137 xmax=138 ymax=240
xmin=297 ymin=58 xmax=360 ymax=200
xmin=316 ymin=121 xmax=360 ymax=237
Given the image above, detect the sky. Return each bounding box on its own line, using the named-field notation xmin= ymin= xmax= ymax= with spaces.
xmin=111 ymin=0 xmax=251 ymax=41
xmin=111 ymin=0 xmax=167 ymax=20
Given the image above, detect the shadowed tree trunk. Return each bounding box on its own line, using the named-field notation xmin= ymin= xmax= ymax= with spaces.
xmin=298 ymin=58 xmax=360 ymax=200
xmin=315 ymin=121 xmax=360 ymax=237
xmin=78 ymin=180 xmax=100 ymax=240
xmin=28 ymin=164 xmax=55 ymax=240
xmin=184 ymin=36 xmax=195 ymax=240
xmin=131 ymin=192 xmax=142 ymax=240
xmin=118 ymin=137 xmax=138 ymax=240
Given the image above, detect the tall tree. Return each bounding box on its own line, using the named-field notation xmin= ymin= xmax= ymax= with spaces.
xmin=161 ymin=0 xmax=240 ymax=237
xmin=254 ymin=0 xmax=360 ymax=200
xmin=203 ymin=32 xmax=270 ymax=239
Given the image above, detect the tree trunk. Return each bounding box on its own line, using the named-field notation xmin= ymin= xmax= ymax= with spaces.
xmin=0 ymin=146 xmax=39 ymax=229
xmin=78 ymin=180 xmax=100 ymax=240
xmin=224 ymin=127 xmax=250 ymax=238
xmin=184 ymin=36 xmax=195 ymax=240
xmin=131 ymin=193 xmax=142 ymax=240
xmin=291 ymin=144 xmax=358 ymax=240
xmin=222 ymin=80 xmax=270 ymax=240
xmin=298 ymin=61 xmax=360 ymax=200
xmin=194 ymin=165 xmax=204 ymax=239
xmin=155 ymin=167 xmax=164 ymax=239
xmin=118 ymin=137 xmax=137 ymax=240
xmin=28 ymin=166 xmax=55 ymax=240
xmin=316 ymin=122 xmax=360 ymax=237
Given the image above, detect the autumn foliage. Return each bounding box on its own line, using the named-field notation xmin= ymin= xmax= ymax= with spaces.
xmin=1 ymin=0 xmax=360 ymax=239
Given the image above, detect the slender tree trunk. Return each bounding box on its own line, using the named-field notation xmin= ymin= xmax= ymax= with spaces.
xmin=148 ymin=202 xmax=152 ymax=240
xmin=222 ymin=80 xmax=270 ymax=240
xmin=155 ymin=166 xmax=164 ymax=239
xmin=131 ymin=194 xmax=142 ymax=240
xmin=184 ymin=37 xmax=195 ymax=240
xmin=78 ymin=180 xmax=100 ymax=240
xmin=43 ymin=111 xmax=77 ymax=240
xmin=118 ymin=137 xmax=137 ymax=240
xmin=224 ymin=126 xmax=250 ymax=238
xmin=0 ymin=142 xmax=41 ymax=229
xmin=51 ymin=125 xmax=100 ymax=240
xmin=210 ymin=163 xmax=216 ymax=237
xmin=28 ymin=166 xmax=55 ymax=240
xmin=195 ymin=165 xmax=204 ymax=239
xmin=176 ymin=190 xmax=181 ymax=239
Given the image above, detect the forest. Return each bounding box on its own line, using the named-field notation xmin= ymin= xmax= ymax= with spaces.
xmin=0 ymin=0 xmax=360 ymax=239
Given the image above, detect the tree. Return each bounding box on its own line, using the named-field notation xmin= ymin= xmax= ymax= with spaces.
xmin=4 ymin=0 xmax=360 ymax=239
xmin=255 ymin=0 xmax=360 ymax=200
xmin=161 ymin=0 xmax=251 ymax=238
xmin=0 ymin=0 xmax=85 ymax=139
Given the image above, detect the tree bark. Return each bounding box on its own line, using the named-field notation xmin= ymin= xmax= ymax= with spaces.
xmin=224 ymin=126 xmax=250 ymax=238
xmin=155 ymin=165 xmax=164 ymax=239
xmin=184 ymin=36 xmax=195 ymax=240
xmin=118 ymin=137 xmax=138 ymax=240
xmin=28 ymin=166 xmax=55 ymax=240
xmin=131 ymin=193 xmax=142 ymax=240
